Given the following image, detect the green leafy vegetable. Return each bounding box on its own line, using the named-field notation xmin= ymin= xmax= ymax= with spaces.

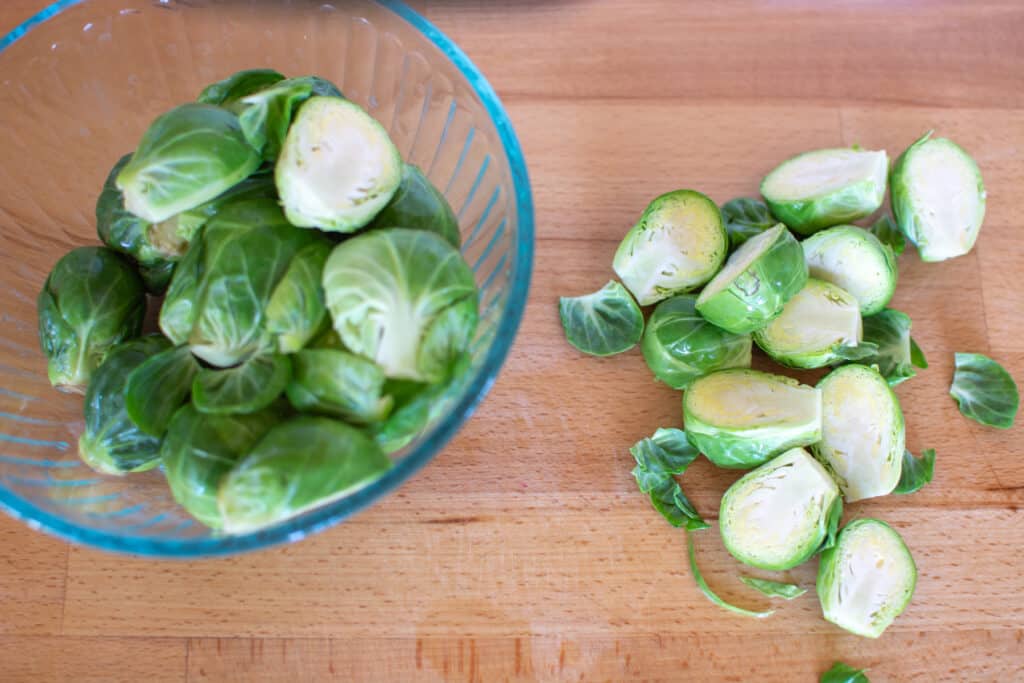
xmin=559 ymin=281 xmax=644 ymax=357
xmin=236 ymin=76 xmax=343 ymax=160
xmin=869 ymin=214 xmax=906 ymax=256
xmin=820 ymin=661 xmax=870 ymax=683
xmin=193 ymin=354 xmax=291 ymax=415
xmin=719 ymin=197 xmax=777 ymax=249
xmin=197 ymin=68 xmax=286 ymax=106
xmin=687 ymin=531 xmax=774 ymax=619
xmin=629 ymin=428 xmax=707 ymax=530
xmin=739 ymin=576 xmax=807 ymax=600
xmin=856 ymin=309 xmax=924 ymax=386
xmin=368 ymin=163 xmax=461 ymax=247
xmin=124 ymin=345 xmax=200 ymax=436
xmin=894 ymin=448 xmax=936 ymax=495
xmin=159 ymin=230 xmax=206 ymax=346
xmin=286 ymin=349 xmax=392 ymax=424
xmin=950 ymin=352 xmax=1018 ymax=428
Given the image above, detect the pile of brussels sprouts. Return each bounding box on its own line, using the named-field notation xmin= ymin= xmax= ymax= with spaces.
xmin=38 ymin=69 xmax=479 ymax=534
xmin=560 ymin=133 xmax=1019 ymax=644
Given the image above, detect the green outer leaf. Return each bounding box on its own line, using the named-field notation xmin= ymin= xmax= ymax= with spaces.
xmin=950 ymin=352 xmax=1019 ymax=429
xmin=641 ymin=294 xmax=752 ymax=389
xmin=197 ymin=68 xmax=286 ymax=105
xmin=855 ymin=308 xmax=919 ymax=386
xmin=686 ymin=531 xmax=774 ymax=619
xmin=193 ymin=354 xmax=291 ymax=416
xmin=159 ymin=230 xmax=206 ymax=346
xmin=236 ymin=76 xmax=342 ymax=160
xmin=559 ymin=281 xmax=644 ymax=357
xmin=265 ymin=241 xmax=332 ymax=354
xmin=739 ymin=576 xmax=807 ymax=600
xmin=820 ymin=495 xmax=843 ymax=553
xmin=695 ymin=224 xmax=808 ymax=334
xmin=367 ymin=163 xmax=461 ymax=248
xmin=719 ymin=197 xmax=776 ymax=249
xmin=219 ymin=416 xmax=392 ymax=533
xmin=116 ymin=103 xmax=262 ymax=223
xmin=286 ymin=349 xmax=393 ymax=424
xmin=630 ymin=427 xmax=700 ymax=475
xmin=38 ymin=247 xmax=146 ymax=392
xmin=417 ymin=295 xmax=479 ymax=384
xmin=869 ymin=214 xmax=906 ymax=256
xmin=629 ymin=428 xmax=706 ymax=530
xmin=820 ymin=661 xmax=870 ymax=683
xmin=124 ymin=345 xmax=200 ymax=436
xmin=894 ymin=448 xmax=936 ymax=495
xmin=910 ymin=338 xmax=928 ymax=368
xmin=832 ymin=342 xmax=879 ymax=361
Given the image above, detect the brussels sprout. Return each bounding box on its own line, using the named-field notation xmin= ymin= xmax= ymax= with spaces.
xmin=760 ymin=147 xmax=888 ymax=235
xmin=612 ymin=190 xmax=727 ymax=305
xmin=218 ymin=416 xmax=392 ymax=533
xmin=950 ymin=352 xmax=1019 ymax=429
xmin=159 ymin=231 xmax=206 ymax=346
xmin=368 ymin=163 xmax=461 ymax=248
xmin=559 ymin=281 xmax=644 ymax=357
xmin=188 ymin=199 xmax=325 ymax=367
xmin=640 ymin=295 xmax=751 ymax=389
xmin=894 ymin=448 xmax=936 ymax=495
xmin=814 ymin=364 xmax=905 ymax=502
xmin=77 ymin=336 xmax=170 ymax=475
xmin=116 ymin=104 xmax=261 ymax=223
xmin=37 ymin=247 xmax=146 ymax=392
xmin=286 ymin=348 xmax=393 ymax=424
xmin=236 ymin=76 xmax=343 ymax=160
xmin=265 ymin=241 xmax=332 ymax=353
xmin=124 ymin=345 xmax=200 ymax=436
xmin=162 ymin=404 xmax=281 ymax=530
xmin=373 ymin=379 xmax=438 ymax=454
xmin=719 ymin=447 xmax=841 ymax=571
xmin=323 ymin=228 xmax=478 ymax=382
xmin=752 ymin=278 xmax=867 ymax=369
xmin=276 ymin=97 xmax=402 ymax=232
xmin=197 ymin=68 xmax=286 ymax=106
xmin=857 ymin=308 xmax=927 ymax=386
xmin=629 ymin=428 xmax=707 ymax=530
xmin=817 ymin=519 xmax=917 ymax=638
xmin=719 ymin=197 xmax=777 ymax=249
xmin=801 ymin=226 xmax=897 ymax=316
xmin=869 ymin=214 xmax=905 ymax=256
xmin=683 ymin=369 xmax=822 ymax=469
xmin=193 ymin=354 xmax=291 ymax=415
xmin=891 ymin=131 xmax=986 ymax=262
xmin=694 ymin=224 xmax=807 ymax=334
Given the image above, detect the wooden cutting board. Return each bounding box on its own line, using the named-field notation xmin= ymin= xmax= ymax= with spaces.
xmin=2 ymin=1 xmax=1022 ymax=681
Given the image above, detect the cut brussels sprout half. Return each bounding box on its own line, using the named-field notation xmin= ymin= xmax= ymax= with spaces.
xmin=814 ymin=364 xmax=905 ymax=502
xmin=559 ymin=281 xmax=644 ymax=357
xmin=641 ymin=294 xmax=751 ymax=389
xmin=720 ymin=447 xmax=841 ymax=570
xmin=368 ymin=163 xmax=461 ymax=248
xmin=719 ymin=197 xmax=777 ymax=250
xmin=817 ymin=519 xmax=917 ymax=638
xmin=695 ymin=224 xmax=807 ymax=334
xmin=891 ymin=132 xmax=986 ymax=262
xmin=276 ymin=96 xmax=402 ymax=232
xmin=802 ymin=226 xmax=897 ymax=316
xmin=612 ymin=190 xmax=727 ymax=305
xmin=116 ymin=104 xmax=262 ymax=223
xmin=753 ymin=278 xmax=866 ymax=369
xmin=761 ymin=147 xmax=888 ymax=235
xmin=683 ymin=369 xmax=822 ymax=469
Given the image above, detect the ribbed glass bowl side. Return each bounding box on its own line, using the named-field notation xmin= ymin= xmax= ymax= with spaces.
xmin=0 ymin=0 xmax=533 ymax=556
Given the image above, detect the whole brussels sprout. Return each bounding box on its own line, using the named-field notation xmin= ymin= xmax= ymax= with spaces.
xmin=197 ymin=68 xmax=286 ymax=106
xmin=286 ymin=349 xmax=392 ymax=424
xmin=265 ymin=241 xmax=332 ymax=354
xmin=192 ymin=354 xmax=292 ymax=416
xmin=37 ymin=247 xmax=146 ymax=392
xmin=367 ymin=163 xmax=461 ymax=248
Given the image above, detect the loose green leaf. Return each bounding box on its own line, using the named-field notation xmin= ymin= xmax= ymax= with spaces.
xmin=832 ymin=342 xmax=880 ymax=362
xmin=869 ymin=214 xmax=906 ymax=256
xmin=124 ymin=346 xmax=200 ymax=436
xmin=739 ymin=576 xmax=807 ymax=600
xmin=855 ymin=309 xmax=919 ymax=386
xmin=950 ymin=352 xmax=1019 ymax=429
xmin=821 ymin=661 xmax=870 ymax=683
xmin=894 ymin=448 xmax=936 ymax=495
xmin=193 ymin=354 xmax=291 ymax=415
xmin=197 ymin=68 xmax=286 ymax=106
xmin=237 ymin=76 xmax=342 ymax=160
xmin=686 ymin=531 xmax=774 ymax=619
xmin=719 ymin=197 xmax=777 ymax=249
xmin=559 ymin=281 xmax=644 ymax=357
xmin=820 ymin=495 xmax=843 ymax=553
xmin=910 ymin=338 xmax=928 ymax=368
xmin=629 ymin=428 xmax=707 ymax=530
xmin=645 ymin=477 xmax=709 ymax=530
xmin=629 ymin=428 xmax=700 ymax=476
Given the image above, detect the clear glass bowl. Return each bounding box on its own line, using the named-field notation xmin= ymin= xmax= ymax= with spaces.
xmin=0 ymin=0 xmax=533 ymax=556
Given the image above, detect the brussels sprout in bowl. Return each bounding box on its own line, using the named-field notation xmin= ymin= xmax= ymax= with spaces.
xmin=0 ymin=0 xmax=532 ymax=556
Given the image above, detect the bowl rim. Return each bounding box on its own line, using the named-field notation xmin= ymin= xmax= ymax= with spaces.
xmin=0 ymin=0 xmax=534 ymax=558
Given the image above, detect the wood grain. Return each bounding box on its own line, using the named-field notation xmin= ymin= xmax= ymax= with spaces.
xmin=2 ymin=1 xmax=1024 ymax=682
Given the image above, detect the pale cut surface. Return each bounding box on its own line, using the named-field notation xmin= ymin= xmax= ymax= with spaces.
xmin=761 ymin=279 xmax=861 ymax=353
xmin=697 ymin=224 xmax=780 ymax=302
xmin=687 ymin=371 xmax=820 ymax=431
xmin=904 ymin=140 xmax=985 ymax=261
xmin=804 ymin=228 xmax=892 ymax=312
xmin=763 ymin=149 xmax=887 ymax=200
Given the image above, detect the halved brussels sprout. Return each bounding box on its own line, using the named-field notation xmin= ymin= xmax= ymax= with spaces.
xmin=323 ymin=228 xmax=478 ymax=382
xmin=236 ymin=76 xmax=343 ymax=161
xmin=162 ymin=404 xmax=282 ymax=530
xmin=760 ymin=147 xmax=888 ymax=235
xmin=197 ymin=68 xmax=286 ymax=106
xmin=124 ymin=345 xmax=200 ymax=436
xmin=752 ymin=278 xmax=866 ymax=369
xmin=694 ymin=224 xmax=807 ymax=334
xmin=38 ymin=247 xmax=146 ymax=392
xmin=286 ymin=349 xmax=393 ymax=424
xmin=559 ymin=281 xmax=644 ymax=357
xmin=720 ymin=447 xmax=841 ymax=570
xmin=192 ymin=354 xmax=291 ymax=416
xmin=78 ymin=336 xmax=170 ymax=475
xmin=612 ymin=190 xmax=727 ymax=305
xmin=218 ymin=416 xmax=392 ymax=533
xmin=719 ymin=197 xmax=777 ymax=250
xmin=640 ymin=294 xmax=751 ymax=389
xmin=368 ymin=163 xmax=461 ymax=248
xmin=683 ymin=369 xmax=822 ymax=469
xmin=802 ymin=226 xmax=897 ymax=315
xmin=814 ymin=364 xmax=905 ymax=502
xmin=891 ymin=131 xmax=986 ymax=262
xmin=116 ymin=104 xmax=261 ymax=223
xmin=817 ymin=519 xmax=917 ymax=638
xmin=276 ymin=96 xmax=402 ymax=232
xmin=265 ymin=241 xmax=332 ymax=354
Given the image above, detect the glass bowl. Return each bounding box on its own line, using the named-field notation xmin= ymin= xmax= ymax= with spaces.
xmin=0 ymin=0 xmax=533 ymax=556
